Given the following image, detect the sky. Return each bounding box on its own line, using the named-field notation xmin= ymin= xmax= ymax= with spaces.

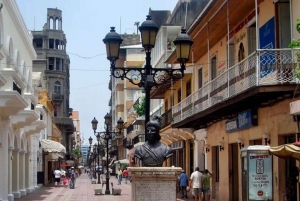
xmin=16 ymin=0 xmax=179 ymax=144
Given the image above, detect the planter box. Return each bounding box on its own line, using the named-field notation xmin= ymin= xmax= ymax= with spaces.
xmin=94 ymin=186 xmax=102 ymax=195
xmin=290 ymin=100 xmax=300 ymax=115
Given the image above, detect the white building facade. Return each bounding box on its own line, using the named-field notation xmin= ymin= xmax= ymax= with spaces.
xmin=0 ymin=1 xmax=47 ymax=200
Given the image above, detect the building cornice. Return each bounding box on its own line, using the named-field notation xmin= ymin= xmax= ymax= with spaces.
xmin=3 ymin=0 xmax=37 ymax=59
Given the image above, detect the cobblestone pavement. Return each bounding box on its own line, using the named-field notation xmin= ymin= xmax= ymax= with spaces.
xmin=16 ymin=173 xmax=200 ymax=201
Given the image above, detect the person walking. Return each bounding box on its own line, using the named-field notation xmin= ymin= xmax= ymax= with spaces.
xmin=53 ymin=167 xmax=62 ymax=187
xmin=190 ymin=167 xmax=203 ymax=201
xmin=179 ymin=170 xmax=189 ymax=198
xmin=123 ymin=167 xmax=129 ymax=184
xmin=117 ymin=168 xmax=123 ymax=185
xmin=69 ymin=167 xmax=76 ymax=189
xmin=203 ymin=169 xmax=212 ymax=201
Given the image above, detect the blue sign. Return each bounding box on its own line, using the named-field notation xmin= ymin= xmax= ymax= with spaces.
xmin=226 ymin=109 xmax=258 ymax=133
xmin=259 ymin=17 xmax=276 ymax=78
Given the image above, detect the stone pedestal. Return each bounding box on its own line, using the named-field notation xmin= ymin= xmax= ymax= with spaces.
xmin=128 ymin=167 xmax=181 ymax=201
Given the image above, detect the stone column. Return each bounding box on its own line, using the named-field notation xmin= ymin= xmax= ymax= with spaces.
xmin=54 ymin=57 xmax=56 ymax=70
xmin=60 ymin=58 xmax=62 ymax=71
xmin=47 ymin=18 xmax=50 ymax=29
xmin=19 ymin=151 xmax=26 ymax=196
xmin=0 ymin=118 xmax=9 ymax=201
xmin=32 ymin=134 xmax=39 ymax=189
xmin=12 ymin=149 xmax=20 ymax=198
xmin=8 ymin=147 xmax=13 ymax=201
xmin=129 ymin=167 xmax=181 ymax=201
xmin=25 ymin=153 xmax=31 ymax=193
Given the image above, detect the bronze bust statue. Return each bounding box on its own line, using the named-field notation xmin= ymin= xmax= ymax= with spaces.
xmin=134 ymin=115 xmax=173 ymax=167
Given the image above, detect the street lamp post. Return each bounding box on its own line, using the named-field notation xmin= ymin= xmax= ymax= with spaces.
xmin=90 ymin=113 xmax=124 ymax=195
xmin=103 ymin=15 xmax=193 ymax=139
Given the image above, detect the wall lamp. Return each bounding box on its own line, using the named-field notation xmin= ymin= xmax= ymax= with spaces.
xmin=205 ymin=144 xmax=210 ymax=153
xmin=218 ymin=142 xmax=224 ymax=151
xmin=237 ymin=138 xmax=244 ymax=149
xmin=263 ymin=133 xmax=270 ymax=145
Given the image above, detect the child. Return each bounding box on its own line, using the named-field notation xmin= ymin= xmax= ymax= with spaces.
xmin=62 ymin=176 xmax=67 ymax=186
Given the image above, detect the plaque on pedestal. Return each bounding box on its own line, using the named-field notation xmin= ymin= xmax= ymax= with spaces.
xmin=128 ymin=167 xmax=181 ymax=201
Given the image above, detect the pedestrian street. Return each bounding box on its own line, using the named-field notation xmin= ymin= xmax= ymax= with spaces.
xmin=15 ymin=173 xmax=199 ymax=201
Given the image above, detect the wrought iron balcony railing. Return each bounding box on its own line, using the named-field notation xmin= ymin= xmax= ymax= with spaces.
xmin=161 ymin=109 xmax=172 ymax=130
xmin=172 ymin=48 xmax=300 ymax=124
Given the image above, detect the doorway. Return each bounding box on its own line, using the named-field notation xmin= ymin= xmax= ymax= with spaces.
xmin=229 ymin=143 xmax=239 ymax=201
xmin=277 ymin=0 xmax=291 ymax=48
xmin=248 ymin=22 xmax=257 ymax=55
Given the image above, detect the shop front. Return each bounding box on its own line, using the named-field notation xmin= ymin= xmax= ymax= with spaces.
xmin=206 ymin=99 xmax=298 ymax=201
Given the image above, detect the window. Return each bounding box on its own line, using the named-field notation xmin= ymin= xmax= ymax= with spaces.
xmin=198 ymin=68 xmax=203 ymax=89
xmin=31 ymin=103 xmax=35 ymax=110
xmin=186 ymin=80 xmax=191 ymax=97
xmin=177 ymin=89 xmax=181 ymax=103
xmin=54 ymin=81 xmax=61 ymax=94
xmin=238 ymin=42 xmax=245 ymax=62
xmin=211 ymin=56 xmax=217 ymax=80
xmin=170 ymin=95 xmax=174 ymax=107
xmin=165 ymin=99 xmax=168 ymax=112
xmin=13 ymin=82 xmax=21 ymax=95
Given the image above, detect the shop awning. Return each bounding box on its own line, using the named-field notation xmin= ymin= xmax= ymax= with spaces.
xmin=41 ymin=139 xmax=66 ymax=153
xmin=269 ymin=142 xmax=300 ymax=160
xmin=47 ymin=153 xmax=64 ymax=161
xmin=114 ymin=159 xmax=129 ymax=164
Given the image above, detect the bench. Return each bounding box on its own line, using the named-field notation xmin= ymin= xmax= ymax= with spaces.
xmin=91 ymin=179 xmax=97 ymax=184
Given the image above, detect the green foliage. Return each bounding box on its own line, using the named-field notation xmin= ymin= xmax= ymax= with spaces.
xmin=133 ymin=96 xmax=146 ymax=116
xmin=289 ymin=19 xmax=300 ymax=80
xmin=71 ymin=149 xmax=81 ymax=160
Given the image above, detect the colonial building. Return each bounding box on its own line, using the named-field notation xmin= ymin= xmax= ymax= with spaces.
xmin=166 ymin=0 xmax=300 ymax=200
xmin=31 ymin=8 xmax=74 ymax=160
xmin=0 ymin=0 xmax=47 ymax=200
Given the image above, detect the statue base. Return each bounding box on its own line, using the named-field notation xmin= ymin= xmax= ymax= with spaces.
xmin=128 ymin=167 xmax=181 ymax=201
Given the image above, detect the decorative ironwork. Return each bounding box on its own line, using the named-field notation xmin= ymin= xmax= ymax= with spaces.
xmin=172 ymin=48 xmax=300 ymax=124
xmin=111 ymin=66 xmax=184 ymax=88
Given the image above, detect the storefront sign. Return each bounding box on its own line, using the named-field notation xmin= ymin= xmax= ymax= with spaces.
xmin=226 ymin=109 xmax=258 ymax=133
xmin=248 ymin=153 xmax=273 ymax=200
xmin=171 ymin=141 xmax=184 ymax=150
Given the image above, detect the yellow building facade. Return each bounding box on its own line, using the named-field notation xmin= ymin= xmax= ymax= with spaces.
xmin=165 ymin=0 xmax=300 ymax=200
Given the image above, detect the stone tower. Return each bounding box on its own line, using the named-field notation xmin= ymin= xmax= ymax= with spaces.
xmin=32 ymin=8 xmax=74 ymax=155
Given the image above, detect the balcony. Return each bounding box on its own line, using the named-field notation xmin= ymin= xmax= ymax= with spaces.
xmin=54 ymin=117 xmax=74 ymax=127
xmin=161 ymin=109 xmax=172 ymax=130
xmin=52 ymin=93 xmax=64 ymax=101
xmin=172 ymin=49 xmax=300 ymax=129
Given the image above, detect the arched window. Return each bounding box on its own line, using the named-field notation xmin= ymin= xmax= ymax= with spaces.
xmin=238 ymin=42 xmax=245 ymax=62
xmin=54 ymin=81 xmax=61 ymax=94
xmin=50 ymin=18 xmax=54 ymax=29
xmin=238 ymin=42 xmax=245 ymax=75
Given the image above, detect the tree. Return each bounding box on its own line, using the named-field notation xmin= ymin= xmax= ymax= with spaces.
xmin=289 ymin=19 xmax=300 ymax=79
xmin=70 ymin=148 xmax=81 ymax=160
xmin=134 ymin=96 xmax=146 ymax=116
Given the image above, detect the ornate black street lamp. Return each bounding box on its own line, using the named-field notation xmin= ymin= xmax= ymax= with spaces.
xmin=90 ymin=113 xmax=124 ymax=194
xmin=103 ymin=15 xmax=193 ymax=139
